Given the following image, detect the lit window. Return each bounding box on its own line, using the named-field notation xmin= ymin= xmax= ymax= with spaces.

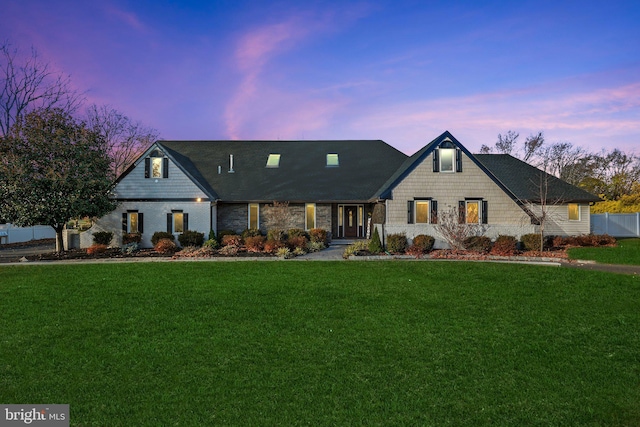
xmin=326 ymin=153 xmax=339 ymax=167
xmin=152 ymin=157 xmax=163 ymax=178
xmin=128 ymin=212 xmax=139 ymax=233
xmin=358 ymin=206 xmax=364 ymax=227
xmin=416 ymin=201 xmax=430 ymax=223
xmin=466 ymin=201 xmax=479 ymax=224
xmin=249 ymin=203 xmax=259 ymax=229
xmin=440 ymin=148 xmax=454 ymax=172
xmin=305 ymin=203 xmax=316 ymax=230
xmin=568 ymin=203 xmax=580 ymax=221
xmin=266 ymin=154 xmax=281 ymax=168
xmin=173 ymin=212 xmax=184 ymax=233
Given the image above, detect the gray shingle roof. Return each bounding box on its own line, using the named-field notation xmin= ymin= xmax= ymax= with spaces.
xmin=157 ymin=140 xmax=408 ymax=202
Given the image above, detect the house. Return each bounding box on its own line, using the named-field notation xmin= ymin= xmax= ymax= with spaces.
xmin=84 ymin=131 xmax=600 ymax=249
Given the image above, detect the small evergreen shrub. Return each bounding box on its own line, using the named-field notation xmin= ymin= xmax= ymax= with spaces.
xmin=343 ymin=240 xmax=370 ymax=259
xmin=412 ymin=234 xmax=435 ymax=252
xmin=521 ymin=233 xmax=543 ymax=251
xmin=202 ymin=239 xmax=220 ymax=250
xmin=154 ymin=238 xmax=177 ymax=254
xmin=242 ymin=228 xmax=262 ymax=238
xmin=309 ymin=228 xmax=328 ymax=244
xmin=245 ymin=236 xmax=266 ymax=252
xmin=287 ymin=228 xmax=308 ymax=239
xmin=267 ymin=229 xmax=286 ymax=242
xmin=86 ymin=244 xmax=108 ymax=255
xmin=368 ymin=228 xmax=383 ymax=254
xmin=178 ymin=230 xmax=204 ymax=247
xmin=464 ymin=236 xmax=492 ymax=253
xmin=92 ymin=231 xmax=113 ymax=246
xmin=491 ymin=235 xmax=518 ymax=256
xmin=386 ymin=233 xmax=408 ymax=253
xmin=151 ymin=231 xmax=175 ymax=246
xmin=208 ymin=229 xmax=216 ymax=241
xmin=122 ymin=232 xmax=141 ymax=245
xmin=221 ymin=234 xmax=242 ymax=247
xmin=121 ymin=242 xmax=139 ymax=254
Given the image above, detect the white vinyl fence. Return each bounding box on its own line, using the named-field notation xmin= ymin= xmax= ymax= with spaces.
xmin=0 ymin=224 xmax=56 ymax=244
xmin=591 ymin=213 xmax=640 ymax=237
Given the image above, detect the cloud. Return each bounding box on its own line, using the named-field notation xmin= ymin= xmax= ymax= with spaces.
xmin=104 ymin=5 xmax=149 ymax=34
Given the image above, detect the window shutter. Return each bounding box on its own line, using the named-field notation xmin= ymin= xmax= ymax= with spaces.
xmin=433 ymin=149 xmax=439 ymax=172
xmin=482 ymin=201 xmax=488 ymax=224
xmin=122 ymin=213 xmax=127 ymax=232
xmin=163 ymin=158 xmax=169 ymax=178
xmin=138 ymin=213 xmax=144 ymax=233
xmin=456 ymin=149 xmax=462 ymax=172
xmin=458 ymin=201 xmax=466 ymax=224
xmin=407 ymin=201 xmax=414 ymax=224
xmin=144 ymin=158 xmax=150 ymax=178
xmin=431 ymin=200 xmax=438 ymax=224
xmin=183 ymin=213 xmax=189 ymax=231
xmin=167 ymin=213 xmax=173 ymax=233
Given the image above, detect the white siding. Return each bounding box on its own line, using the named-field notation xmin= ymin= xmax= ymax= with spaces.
xmin=530 ymin=203 xmax=591 ymax=236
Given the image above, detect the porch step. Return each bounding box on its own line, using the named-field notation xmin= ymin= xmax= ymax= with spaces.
xmin=330 ymin=239 xmax=362 ymax=246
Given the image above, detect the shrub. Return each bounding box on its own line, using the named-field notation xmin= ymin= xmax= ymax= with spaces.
xmin=122 ymin=232 xmax=141 ymax=245
xmin=287 ymin=228 xmax=308 ymax=239
xmin=491 ymin=235 xmax=518 ymax=256
xmin=552 ymin=235 xmax=567 ymax=248
xmin=218 ymin=244 xmax=239 ymax=256
xmin=343 ymin=240 xmax=370 ymax=259
xmin=121 ymin=242 xmax=139 ymax=254
xmin=203 ymin=238 xmax=220 ymax=250
xmin=276 ymin=247 xmax=292 ymax=259
xmin=217 ymin=229 xmax=237 ymax=244
xmin=178 ymin=230 xmax=205 ymax=247
xmin=245 ymin=236 xmax=266 ymax=252
xmin=267 ymin=229 xmax=286 ymax=242
xmin=263 ymin=239 xmax=285 ymax=253
xmin=521 ymin=233 xmax=543 ymax=251
xmin=151 ymin=231 xmax=175 ymax=246
xmin=412 ymin=234 xmax=435 ymax=252
xmin=293 ymin=247 xmax=306 ymax=257
xmin=92 ymin=231 xmax=113 ymax=246
xmin=287 ymin=235 xmax=308 ymax=251
xmin=221 ymin=234 xmax=242 ymax=247
xmin=307 ymin=241 xmax=326 ymax=253
xmin=242 ymin=228 xmax=262 ymax=238
xmin=574 ymin=234 xmax=616 ymax=247
xmin=154 ymin=238 xmax=177 ymax=254
xmin=86 ymin=244 xmax=108 ymax=255
xmin=386 ymin=233 xmax=408 ymax=253
xmin=208 ymin=229 xmax=216 ymax=241
xmin=174 ymin=246 xmax=215 ymax=258
xmin=596 ymin=234 xmax=616 ymax=246
xmin=309 ymin=228 xmax=328 ymax=244
xmin=464 ymin=236 xmax=492 ymax=253
xmin=368 ymin=228 xmax=383 ymax=254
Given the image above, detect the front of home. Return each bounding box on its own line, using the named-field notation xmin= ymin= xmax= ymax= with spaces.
xmin=83 ymin=131 xmax=600 ymax=249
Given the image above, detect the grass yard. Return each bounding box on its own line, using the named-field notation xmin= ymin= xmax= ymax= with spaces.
xmin=1 ymin=261 xmax=639 ymax=426
xmin=568 ymin=238 xmax=640 ymax=265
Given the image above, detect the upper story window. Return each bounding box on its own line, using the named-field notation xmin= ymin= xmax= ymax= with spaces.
xmin=440 ymin=149 xmax=455 ymax=172
xmin=266 ymin=154 xmax=281 ymax=168
xmin=145 ymin=149 xmax=168 ymax=179
xmin=433 ymin=140 xmax=462 ymax=173
xmin=326 ymin=153 xmax=339 ymax=167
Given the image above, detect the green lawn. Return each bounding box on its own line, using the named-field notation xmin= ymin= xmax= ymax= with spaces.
xmin=568 ymin=238 xmax=640 ymax=265
xmin=1 ymin=262 xmax=639 ymax=426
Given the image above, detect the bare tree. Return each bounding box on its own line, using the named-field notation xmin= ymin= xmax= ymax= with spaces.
xmin=495 ymin=130 xmax=519 ymax=155
xmin=435 ymin=206 xmax=485 ymax=251
xmin=522 ymin=132 xmax=545 ymax=163
xmin=0 ymin=41 xmax=83 ymax=137
xmin=86 ymin=104 xmax=159 ymax=178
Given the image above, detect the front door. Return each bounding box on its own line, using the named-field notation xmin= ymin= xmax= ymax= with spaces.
xmin=344 ymin=206 xmax=358 ymax=237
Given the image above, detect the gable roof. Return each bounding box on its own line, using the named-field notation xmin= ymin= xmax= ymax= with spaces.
xmin=154 ymin=140 xmax=408 ymax=202
xmin=475 ymin=154 xmax=600 ymax=203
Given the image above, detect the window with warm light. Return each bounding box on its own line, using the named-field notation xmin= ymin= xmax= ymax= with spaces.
xmin=416 ymin=201 xmax=430 ymax=223
xmin=305 ymin=203 xmax=316 ymax=229
xmin=466 ymin=201 xmax=480 ymax=224
xmin=568 ymin=203 xmax=580 ymax=221
xmin=173 ymin=211 xmax=184 ymax=233
xmin=266 ymin=154 xmax=280 ymax=168
xmin=249 ymin=203 xmax=259 ymax=229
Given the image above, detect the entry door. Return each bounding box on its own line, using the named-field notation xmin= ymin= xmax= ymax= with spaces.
xmin=344 ymin=206 xmax=358 ymax=237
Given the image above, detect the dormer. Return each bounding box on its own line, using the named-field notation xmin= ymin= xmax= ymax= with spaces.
xmin=144 ymin=148 xmax=169 ymax=179
xmin=432 ymin=138 xmax=462 ymax=173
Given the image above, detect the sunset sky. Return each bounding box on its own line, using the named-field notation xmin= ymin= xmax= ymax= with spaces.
xmin=3 ymin=0 xmax=639 ymax=155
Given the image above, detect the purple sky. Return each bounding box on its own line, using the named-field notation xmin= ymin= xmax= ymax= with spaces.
xmin=3 ymin=0 xmax=640 ymax=155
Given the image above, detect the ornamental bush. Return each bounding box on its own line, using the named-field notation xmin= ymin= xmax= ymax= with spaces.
xmin=122 ymin=232 xmax=141 ymax=245
xmin=86 ymin=244 xmax=108 ymax=255
xmin=464 ymin=236 xmax=492 ymax=253
xmin=154 ymin=238 xmax=177 ymax=254
xmin=287 ymin=228 xmax=308 ymax=239
xmin=263 ymin=239 xmax=285 ymax=253
xmin=287 ymin=235 xmax=308 ymax=251
xmin=92 ymin=231 xmax=113 ymax=246
xmin=202 ymin=239 xmax=220 ymax=250
xmin=217 ymin=230 xmax=237 ymax=244
xmin=520 ymin=233 xmax=542 ymax=251
xmin=343 ymin=240 xmax=370 ymax=259
xmin=490 ymin=235 xmax=517 ymax=256
xmin=178 ymin=230 xmax=204 ymax=247
xmin=412 ymin=234 xmax=435 ymax=252
xmin=245 ymin=236 xmax=266 ymax=252
xmin=267 ymin=229 xmax=286 ymax=242
xmin=309 ymin=228 xmax=328 ymax=244
xmin=368 ymin=228 xmax=383 ymax=254
xmin=242 ymin=228 xmax=262 ymax=238
xmin=386 ymin=233 xmax=407 ymax=253
xmin=151 ymin=231 xmax=175 ymax=246
xmin=221 ymin=234 xmax=242 ymax=247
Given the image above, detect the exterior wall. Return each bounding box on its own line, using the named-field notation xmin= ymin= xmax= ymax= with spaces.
xmin=529 ymin=203 xmax=591 ymax=236
xmin=115 ymin=154 xmax=208 ymax=200
xmin=217 ymin=203 xmax=332 ymax=235
xmin=85 ymin=201 xmax=212 ymax=248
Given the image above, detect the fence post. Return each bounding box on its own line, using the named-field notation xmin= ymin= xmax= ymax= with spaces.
xmin=605 ymin=212 xmax=609 ymax=235
xmin=637 ymin=212 xmax=639 ymax=237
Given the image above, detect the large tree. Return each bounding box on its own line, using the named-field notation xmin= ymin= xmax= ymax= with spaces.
xmin=86 ymin=104 xmax=158 ymax=178
xmin=0 ymin=108 xmax=117 ymax=252
xmin=0 ymin=41 xmax=83 ymax=137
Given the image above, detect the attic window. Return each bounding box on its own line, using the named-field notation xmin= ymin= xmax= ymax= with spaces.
xmin=266 ymin=154 xmax=281 ymax=168
xmin=326 ymin=153 xmax=339 ymax=167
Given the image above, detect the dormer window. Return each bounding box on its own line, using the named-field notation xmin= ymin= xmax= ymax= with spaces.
xmin=433 ymin=140 xmax=462 ymax=173
xmin=151 ymin=157 xmax=163 ymax=178
xmin=326 ymin=153 xmax=339 ymax=167
xmin=440 ymin=148 xmax=455 ymax=172
xmin=266 ymin=154 xmax=281 ymax=168
xmin=145 ymin=149 xmax=168 ymax=179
